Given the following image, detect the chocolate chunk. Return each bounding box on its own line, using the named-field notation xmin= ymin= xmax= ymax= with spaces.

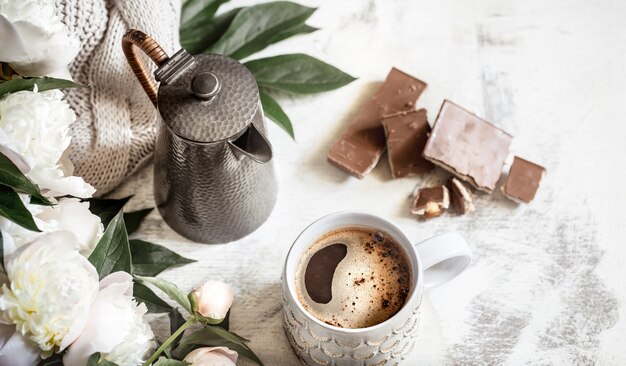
xmin=328 ymin=68 xmax=427 ymax=178
xmin=422 ymin=100 xmax=513 ymax=192
xmin=305 ymin=243 xmax=348 ymax=304
xmin=410 ymin=185 xmax=450 ymax=219
xmin=447 ymin=177 xmax=475 ymax=214
xmin=382 ymin=109 xmax=434 ymax=178
xmin=502 ymin=156 xmax=545 ymax=203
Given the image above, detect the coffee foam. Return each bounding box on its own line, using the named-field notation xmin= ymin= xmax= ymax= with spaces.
xmin=295 ymin=226 xmax=411 ymax=329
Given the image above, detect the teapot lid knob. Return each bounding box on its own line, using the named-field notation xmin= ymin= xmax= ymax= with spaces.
xmin=191 ymin=72 xmax=221 ymax=100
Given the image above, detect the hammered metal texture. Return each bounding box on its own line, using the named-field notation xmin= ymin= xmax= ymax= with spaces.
xmin=282 ymin=292 xmax=422 ymax=366
xmin=157 ymin=53 xmax=259 ymax=142
xmin=154 ymin=101 xmax=278 ymax=244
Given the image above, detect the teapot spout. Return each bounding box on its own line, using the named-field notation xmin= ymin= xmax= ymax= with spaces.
xmin=228 ymin=124 xmax=273 ymax=164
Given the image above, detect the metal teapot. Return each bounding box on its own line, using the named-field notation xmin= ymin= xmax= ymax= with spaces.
xmin=122 ymin=29 xmax=277 ymax=244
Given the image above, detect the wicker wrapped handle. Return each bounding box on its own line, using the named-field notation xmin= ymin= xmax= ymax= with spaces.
xmin=122 ymin=29 xmax=170 ymax=106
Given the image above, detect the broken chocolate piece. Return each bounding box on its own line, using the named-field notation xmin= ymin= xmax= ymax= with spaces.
xmin=502 ymin=156 xmax=545 ymax=203
xmin=410 ymin=186 xmax=450 ymax=219
xmin=447 ymin=177 xmax=475 ymax=214
xmin=422 ymin=100 xmax=513 ymax=192
xmin=382 ymin=109 xmax=434 ymax=178
xmin=328 ymin=68 xmax=427 ymax=179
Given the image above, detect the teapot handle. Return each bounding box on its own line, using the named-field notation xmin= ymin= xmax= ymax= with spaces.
xmin=121 ymin=29 xmax=170 ymax=106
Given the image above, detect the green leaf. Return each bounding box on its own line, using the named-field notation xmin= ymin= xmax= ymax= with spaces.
xmin=0 ymin=77 xmax=86 ymax=98
xmin=245 ymin=54 xmax=356 ymax=94
xmin=85 ymin=353 xmax=119 ymax=366
xmin=177 ymin=327 xmax=263 ymax=366
xmin=0 ymin=231 xmax=4 ymax=272
xmin=135 ymin=275 xmax=192 ymax=314
xmin=0 ymin=185 xmax=40 ymax=232
xmin=39 ymin=360 xmax=62 ymax=366
xmin=154 ymin=358 xmax=189 ymax=366
xmin=208 ymin=1 xmax=316 ymax=60
xmin=133 ymin=282 xmax=172 ymax=313
xmin=181 ymin=0 xmax=229 ymax=25
xmin=181 ymin=7 xmax=241 ymax=54
xmin=88 ymin=211 xmax=131 ymax=279
xmin=133 ymin=282 xmax=188 ymax=351
xmin=124 ymin=208 xmax=153 ymax=235
xmin=168 ymin=308 xmax=187 ymax=348
xmin=259 ymin=90 xmax=294 ymax=139
xmin=86 ymin=196 xmax=132 ymax=228
xmin=86 ymin=354 xmax=99 ymax=366
xmin=0 ymin=151 xmax=52 ymax=205
xmin=131 ymin=239 xmax=195 ymax=276
xmin=267 ymin=22 xmax=317 ymax=45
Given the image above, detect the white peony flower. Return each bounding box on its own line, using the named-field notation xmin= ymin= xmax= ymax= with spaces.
xmin=0 ymin=197 xmax=103 ymax=257
xmin=0 ymin=89 xmax=95 ymax=198
xmin=192 ymin=281 xmax=233 ymax=321
xmin=0 ymin=0 xmax=79 ymax=78
xmin=183 ymin=347 xmax=238 ymax=366
xmin=0 ymin=231 xmax=99 ymax=357
xmin=63 ymin=272 xmax=155 ymax=366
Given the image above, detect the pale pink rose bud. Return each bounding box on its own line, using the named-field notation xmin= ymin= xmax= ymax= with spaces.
xmin=192 ymin=281 xmax=233 ymax=320
xmin=183 ymin=347 xmax=237 ymax=366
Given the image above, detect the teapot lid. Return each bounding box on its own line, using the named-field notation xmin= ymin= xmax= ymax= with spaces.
xmin=155 ymin=50 xmax=259 ymax=142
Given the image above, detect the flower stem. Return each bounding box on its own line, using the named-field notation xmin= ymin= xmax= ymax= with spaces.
xmin=143 ymin=317 xmax=195 ymax=366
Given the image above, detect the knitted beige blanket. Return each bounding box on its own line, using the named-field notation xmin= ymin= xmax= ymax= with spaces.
xmin=55 ymin=0 xmax=181 ymax=195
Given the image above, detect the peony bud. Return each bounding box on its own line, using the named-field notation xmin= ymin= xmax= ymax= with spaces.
xmin=191 ymin=281 xmax=233 ymax=321
xmin=183 ymin=347 xmax=237 ymax=366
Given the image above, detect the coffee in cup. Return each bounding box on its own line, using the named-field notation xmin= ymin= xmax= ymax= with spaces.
xmin=294 ymin=225 xmax=411 ymax=329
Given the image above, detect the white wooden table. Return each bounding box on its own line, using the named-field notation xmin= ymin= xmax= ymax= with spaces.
xmin=110 ymin=0 xmax=626 ymax=364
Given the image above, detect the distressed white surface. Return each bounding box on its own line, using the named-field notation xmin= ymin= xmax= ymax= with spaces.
xmin=109 ymin=0 xmax=626 ymax=364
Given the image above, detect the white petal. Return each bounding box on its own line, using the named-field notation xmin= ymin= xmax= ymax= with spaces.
xmin=0 ymin=14 xmax=27 ymax=62
xmin=64 ymin=272 xmax=144 ymax=366
xmin=27 ymin=168 xmax=96 ymax=199
xmin=6 ymin=21 xmax=78 ymax=77
xmin=0 ymin=232 xmax=16 ymax=261
xmin=0 ymin=129 xmax=34 ymax=173
xmin=98 ymin=272 xmax=133 ymax=295
xmin=37 ymin=198 xmax=102 ymax=254
xmin=0 ymin=325 xmax=40 ymax=366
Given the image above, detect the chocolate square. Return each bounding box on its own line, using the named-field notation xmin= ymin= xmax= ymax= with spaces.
xmin=422 ymin=100 xmax=513 ymax=192
xmin=382 ymin=109 xmax=433 ymax=178
xmin=502 ymin=156 xmax=545 ymax=203
xmin=327 ymin=68 xmax=427 ymax=179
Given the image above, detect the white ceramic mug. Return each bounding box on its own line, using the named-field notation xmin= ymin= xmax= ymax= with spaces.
xmin=281 ymin=212 xmax=471 ymax=366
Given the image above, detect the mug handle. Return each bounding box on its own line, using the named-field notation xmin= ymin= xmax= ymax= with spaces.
xmin=414 ymin=233 xmax=472 ymax=289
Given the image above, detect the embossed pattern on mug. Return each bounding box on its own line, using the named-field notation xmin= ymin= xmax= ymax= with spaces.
xmin=282 ymin=292 xmax=423 ymax=366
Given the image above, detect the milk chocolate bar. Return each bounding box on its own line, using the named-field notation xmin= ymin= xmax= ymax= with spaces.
xmin=447 ymin=177 xmax=475 ymax=214
xmin=502 ymin=156 xmax=545 ymax=203
xmin=422 ymin=100 xmax=513 ymax=192
xmin=382 ymin=109 xmax=433 ymax=179
xmin=410 ymin=185 xmax=450 ymax=219
xmin=328 ymin=68 xmax=427 ymax=178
